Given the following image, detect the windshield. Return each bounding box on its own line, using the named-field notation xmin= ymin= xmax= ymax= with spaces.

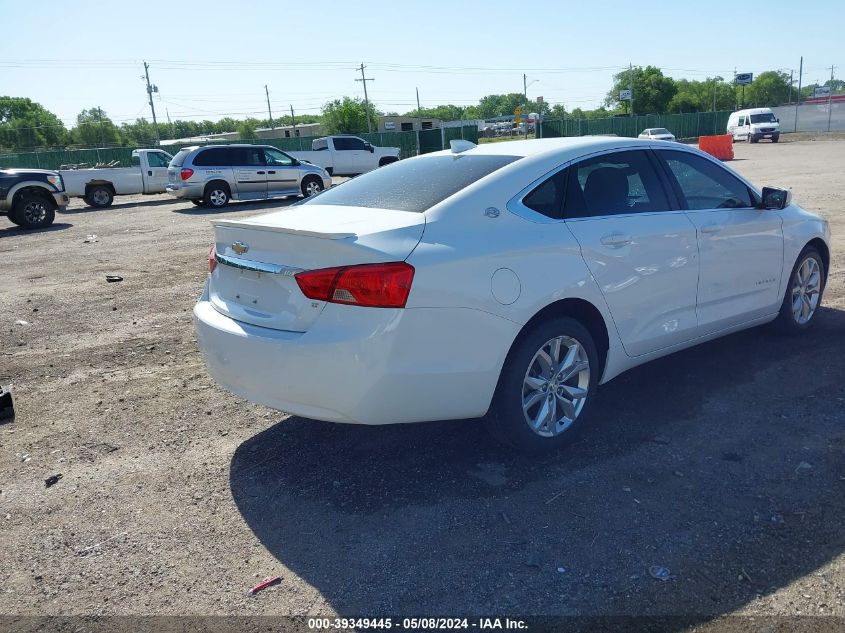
xmin=301 ymin=154 xmax=520 ymax=212
xmin=169 ymin=149 xmax=192 ymax=168
xmin=652 ymin=128 xmax=670 ymax=135
xmin=749 ymin=113 xmax=777 ymax=124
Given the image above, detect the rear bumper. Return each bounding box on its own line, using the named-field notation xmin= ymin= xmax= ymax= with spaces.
xmin=193 ymin=284 xmax=520 ymax=425
xmin=166 ymin=182 xmax=203 ymax=199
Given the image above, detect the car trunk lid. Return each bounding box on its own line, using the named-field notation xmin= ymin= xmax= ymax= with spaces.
xmin=208 ymin=204 xmax=425 ymax=332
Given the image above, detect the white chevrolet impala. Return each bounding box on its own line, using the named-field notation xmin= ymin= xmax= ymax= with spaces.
xmin=194 ymin=137 xmax=830 ymax=451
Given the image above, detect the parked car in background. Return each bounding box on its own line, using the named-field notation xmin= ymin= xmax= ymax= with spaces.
xmin=193 ymin=136 xmax=829 ymax=452
xmin=60 ymin=149 xmax=173 ymax=208
xmin=289 ymin=136 xmax=400 ymax=176
xmin=638 ymin=128 xmax=676 ymax=141
xmin=165 ymin=144 xmax=331 ymax=208
xmin=727 ymin=108 xmax=781 ymax=143
xmin=1 ymin=168 xmax=69 ymax=229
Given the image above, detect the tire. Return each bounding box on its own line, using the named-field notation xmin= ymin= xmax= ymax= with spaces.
xmin=772 ymin=248 xmax=825 ymax=334
xmin=772 ymin=134 xmax=780 ymax=143
xmin=750 ymin=134 xmax=759 ymax=144
xmin=13 ymin=194 xmax=56 ymax=229
xmin=86 ymin=185 xmax=114 ymax=208
xmin=203 ymin=182 xmax=230 ymax=208
xmin=484 ymin=317 xmax=600 ymax=452
xmin=6 ymin=211 xmax=23 ymax=226
xmin=301 ymin=176 xmax=324 ymax=197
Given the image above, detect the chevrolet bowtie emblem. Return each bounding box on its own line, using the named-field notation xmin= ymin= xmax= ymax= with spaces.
xmin=232 ymin=241 xmax=249 ymax=255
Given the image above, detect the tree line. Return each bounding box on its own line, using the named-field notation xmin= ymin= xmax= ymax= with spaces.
xmin=1 ymin=66 xmax=841 ymax=152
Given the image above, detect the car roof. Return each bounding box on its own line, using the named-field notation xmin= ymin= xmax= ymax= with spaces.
xmin=733 ymin=107 xmax=773 ymax=115
xmin=429 ymin=135 xmax=660 ymax=160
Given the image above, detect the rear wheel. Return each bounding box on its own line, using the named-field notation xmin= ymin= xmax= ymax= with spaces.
xmin=13 ymin=194 xmax=56 ymax=229
xmin=86 ymin=185 xmax=114 ymax=208
xmin=485 ymin=317 xmax=599 ymax=452
xmin=203 ymin=182 xmax=230 ymax=208
xmin=301 ymin=176 xmax=324 ymax=197
xmin=772 ymin=248 xmax=824 ymax=334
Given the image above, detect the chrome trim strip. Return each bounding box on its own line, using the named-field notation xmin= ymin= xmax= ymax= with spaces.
xmin=215 ymin=252 xmax=304 ymax=276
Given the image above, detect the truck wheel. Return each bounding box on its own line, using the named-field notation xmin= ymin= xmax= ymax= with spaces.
xmin=772 ymin=134 xmax=780 ymax=143
xmin=13 ymin=194 xmax=56 ymax=229
xmin=87 ymin=185 xmax=114 ymax=208
xmin=301 ymin=176 xmax=324 ymax=197
xmin=204 ymin=182 xmax=230 ymax=208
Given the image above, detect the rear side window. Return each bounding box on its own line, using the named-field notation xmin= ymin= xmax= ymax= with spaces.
xmin=193 ymin=148 xmax=231 ymax=167
xmin=230 ymin=147 xmax=266 ymax=166
xmin=302 ymin=154 xmax=520 ymax=213
xmin=521 ymin=169 xmax=568 ymax=219
xmin=564 ymin=150 xmax=671 ymax=218
xmin=169 ymin=149 xmax=192 ymax=168
xmin=333 ymin=137 xmax=365 ymax=151
xmin=657 ymin=150 xmax=753 ymax=210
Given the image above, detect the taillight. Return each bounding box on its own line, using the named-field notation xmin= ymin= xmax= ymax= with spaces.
xmin=295 ymin=262 xmax=414 ymax=308
xmin=181 ymin=168 xmax=194 ymax=181
xmin=208 ymin=244 xmax=217 ymax=273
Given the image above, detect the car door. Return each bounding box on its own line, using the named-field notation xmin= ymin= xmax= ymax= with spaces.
xmin=263 ymin=148 xmax=301 ymax=198
xmin=563 ymin=149 xmax=700 ymax=357
xmin=143 ymin=151 xmax=172 ymax=193
xmin=736 ymin=114 xmax=749 ymax=140
xmin=654 ymin=148 xmax=784 ymax=333
xmin=331 ymin=137 xmax=364 ymax=174
xmin=231 ymin=147 xmax=267 ymax=200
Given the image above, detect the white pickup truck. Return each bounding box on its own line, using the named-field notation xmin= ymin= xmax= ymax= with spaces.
xmin=60 ymin=149 xmax=173 ymax=207
xmin=289 ymin=136 xmax=400 ymax=176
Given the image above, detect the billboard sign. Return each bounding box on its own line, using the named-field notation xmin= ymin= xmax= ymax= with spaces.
xmin=735 ymin=73 xmax=753 ymax=85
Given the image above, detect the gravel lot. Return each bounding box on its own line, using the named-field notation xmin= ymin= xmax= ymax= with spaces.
xmin=1 ymin=139 xmax=843 ymax=624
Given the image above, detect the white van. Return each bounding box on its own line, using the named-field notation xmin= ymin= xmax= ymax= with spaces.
xmin=727 ymin=108 xmax=780 ymax=143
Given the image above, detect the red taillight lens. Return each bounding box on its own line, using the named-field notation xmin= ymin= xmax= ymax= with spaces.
xmin=208 ymin=244 xmax=217 ymax=273
xmin=181 ymin=168 xmax=194 ymax=181
xmin=295 ymin=262 xmax=414 ymax=308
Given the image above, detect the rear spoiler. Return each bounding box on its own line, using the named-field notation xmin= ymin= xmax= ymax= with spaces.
xmin=213 ymin=218 xmax=355 ymax=240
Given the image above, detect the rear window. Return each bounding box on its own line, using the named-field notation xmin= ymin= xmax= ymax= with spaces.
xmin=169 ymin=149 xmax=192 ymax=168
xmin=193 ymin=148 xmax=231 ymax=167
xmin=302 ymin=154 xmax=519 ymax=213
xmin=652 ymin=128 xmax=670 ymax=135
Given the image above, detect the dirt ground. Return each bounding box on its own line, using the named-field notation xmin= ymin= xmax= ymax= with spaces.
xmin=1 ymin=139 xmax=843 ymax=626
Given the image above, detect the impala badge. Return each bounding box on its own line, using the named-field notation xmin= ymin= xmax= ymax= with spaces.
xmin=232 ymin=241 xmax=249 ymax=255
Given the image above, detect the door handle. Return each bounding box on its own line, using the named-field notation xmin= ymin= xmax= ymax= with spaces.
xmin=700 ymin=223 xmax=723 ymax=234
xmin=267 ymin=170 xmax=276 ymax=174
xmin=256 ymin=171 xmax=266 ymax=175
xmin=600 ymin=233 xmax=633 ymax=247
xmin=148 ymin=170 xmax=152 ymax=176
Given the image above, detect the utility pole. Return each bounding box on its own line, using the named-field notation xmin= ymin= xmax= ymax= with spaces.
xmin=143 ymin=61 xmax=161 ymax=146
xmin=290 ymin=105 xmax=296 ymax=137
xmin=355 ymin=63 xmax=374 ymax=133
xmin=166 ymin=108 xmax=172 ymax=125
xmin=794 ymin=56 xmax=803 ymax=133
xmin=629 ymin=63 xmax=634 ymax=117
xmin=265 ymin=85 xmax=274 ymax=129
xmin=416 ymin=87 xmax=422 ymax=121
xmin=828 ymin=64 xmax=836 ymax=132
xmin=787 ymin=69 xmax=794 ymax=105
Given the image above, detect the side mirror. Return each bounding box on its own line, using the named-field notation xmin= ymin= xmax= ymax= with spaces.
xmin=775 ymin=118 xmax=779 ymax=123
xmin=761 ymin=186 xmax=792 ymax=210
xmin=365 ymin=143 xmax=374 ymax=153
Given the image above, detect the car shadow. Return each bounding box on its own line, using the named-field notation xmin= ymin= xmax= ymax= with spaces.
xmin=61 ymin=198 xmax=177 ymax=213
xmin=0 ymin=222 xmax=73 ymax=238
xmin=229 ymin=307 xmax=845 ymax=620
xmin=173 ymin=198 xmax=303 ymax=216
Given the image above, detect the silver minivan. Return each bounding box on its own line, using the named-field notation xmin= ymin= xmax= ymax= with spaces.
xmin=165 ymin=144 xmax=332 ymax=208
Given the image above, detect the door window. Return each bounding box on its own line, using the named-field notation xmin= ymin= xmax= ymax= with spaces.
xmin=738 ymin=116 xmax=746 ymax=126
xmin=657 ymin=150 xmax=754 ymax=210
xmin=563 ymin=150 xmax=671 ymax=218
xmin=333 ymin=137 xmax=365 ymax=151
xmin=146 ymin=152 xmax=172 ymax=168
xmin=264 ymin=148 xmax=295 ymax=166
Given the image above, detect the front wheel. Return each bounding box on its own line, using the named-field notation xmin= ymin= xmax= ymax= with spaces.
xmin=12 ymin=194 xmax=56 ymax=229
xmin=485 ymin=317 xmax=599 ymax=452
xmin=772 ymin=248 xmax=825 ymax=334
xmin=772 ymin=134 xmax=780 ymax=143
xmin=301 ymin=176 xmax=324 ymax=197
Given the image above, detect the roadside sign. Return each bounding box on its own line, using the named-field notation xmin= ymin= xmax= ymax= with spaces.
xmin=814 ymin=86 xmax=831 ymax=97
xmin=735 ymin=73 xmax=753 ymax=85
xmin=514 ymin=106 xmax=521 ymax=125
xmin=537 ymin=96 xmax=544 ymax=103
xmin=619 ymin=89 xmax=632 ymax=101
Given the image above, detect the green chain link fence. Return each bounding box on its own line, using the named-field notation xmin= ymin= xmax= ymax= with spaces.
xmin=540 ymin=110 xmax=733 ymax=140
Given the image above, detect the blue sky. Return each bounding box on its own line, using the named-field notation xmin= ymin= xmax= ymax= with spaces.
xmin=0 ymin=0 xmax=842 ymax=126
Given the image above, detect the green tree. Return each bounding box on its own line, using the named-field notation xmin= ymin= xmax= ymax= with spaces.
xmin=321 ymin=97 xmax=378 ymax=134
xmin=72 ymin=107 xmax=122 ymax=146
xmin=0 ymin=97 xmax=68 ymax=150
xmin=668 ymin=77 xmax=735 ymax=112
xmin=607 ymin=66 xmax=677 ymax=115
xmin=236 ymin=121 xmax=257 ymax=140
xmin=475 ymin=93 xmax=528 ymax=118
xmin=745 ymin=71 xmax=791 ymax=107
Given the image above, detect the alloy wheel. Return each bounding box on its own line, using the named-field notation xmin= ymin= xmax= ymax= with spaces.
xmin=209 ymin=189 xmax=227 ymax=206
xmin=791 ymin=256 xmax=821 ymax=325
xmin=522 ymin=336 xmax=590 ymax=437
xmin=23 ymin=200 xmax=48 ymax=224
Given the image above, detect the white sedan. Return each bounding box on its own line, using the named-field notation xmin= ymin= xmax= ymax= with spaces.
xmin=638 ymin=127 xmax=676 ymax=142
xmin=194 ymin=137 xmax=830 ymax=451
